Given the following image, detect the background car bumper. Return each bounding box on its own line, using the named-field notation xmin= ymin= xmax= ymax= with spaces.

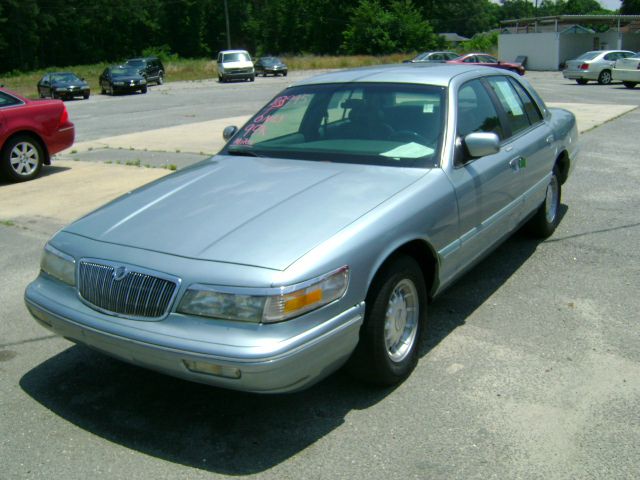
xmin=563 ymin=70 xmax=596 ymax=80
xmin=612 ymin=69 xmax=639 ymax=82
xmin=24 ymin=275 xmax=364 ymax=393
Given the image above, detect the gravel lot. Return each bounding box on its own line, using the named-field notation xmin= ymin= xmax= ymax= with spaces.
xmin=0 ymin=70 xmax=639 ymax=480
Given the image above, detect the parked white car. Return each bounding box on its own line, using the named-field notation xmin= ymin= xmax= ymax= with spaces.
xmin=612 ymin=52 xmax=640 ymax=88
xmin=216 ymin=49 xmax=255 ymax=83
xmin=563 ymin=50 xmax=635 ymax=85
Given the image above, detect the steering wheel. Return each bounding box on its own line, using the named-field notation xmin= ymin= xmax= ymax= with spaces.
xmin=389 ymin=130 xmax=429 ymax=145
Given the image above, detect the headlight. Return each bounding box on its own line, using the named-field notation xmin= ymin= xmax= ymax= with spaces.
xmin=178 ymin=266 xmax=349 ymax=323
xmin=41 ymin=244 xmax=76 ymax=286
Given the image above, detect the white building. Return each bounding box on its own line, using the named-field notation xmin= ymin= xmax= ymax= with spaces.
xmin=499 ymin=15 xmax=640 ymax=70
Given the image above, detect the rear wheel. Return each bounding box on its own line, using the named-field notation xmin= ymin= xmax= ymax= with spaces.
xmin=576 ymin=79 xmax=588 ymax=85
xmin=1 ymin=135 xmax=44 ymax=182
xmin=597 ymin=70 xmax=612 ymax=85
xmin=157 ymin=72 xmax=164 ymax=85
xmin=623 ymin=81 xmax=637 ymax=89
xmin=347 ymin=255 xmax=426 ymax=386
xmin=527 ymin=167 xmax=561 ymax=238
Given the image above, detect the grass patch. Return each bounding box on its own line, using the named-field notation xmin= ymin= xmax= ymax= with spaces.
xmin=125 ymin=159 xmax=141 ymax=167
xmin=165 ymin=164 xmax=177 ymax=171
xmin=2 ymin=54 xmax=422 ymax=98
xmin=0 ymin=219 xmax=15 ymax=227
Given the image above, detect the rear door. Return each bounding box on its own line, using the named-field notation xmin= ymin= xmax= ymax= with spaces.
xmin=485 ymin=75 xmax=555 ymax=217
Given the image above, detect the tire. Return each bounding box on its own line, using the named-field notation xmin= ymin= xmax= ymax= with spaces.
xmin=0 ymin=135 xmax=44 ymax=182
xmin=140 ymin=86 xmax=147 ymax=94
xmin=597 ymin=70 xmax=612 ymax=85
xmin=347 ymin=255 xmax=427 ymax=386
xmin=283 ymin=71 xmax=288 ymax=77
xmin=83 ymin=92 xmax=90 ymax=100
xmin=623 ymin=81 xmax=637 ymax=89
xmin=576 ymin=79 xmax=588 ymax=85
xmin=219 ymin=75 xmax=225 ymax=83
xmin=249 ymin=75 xmax=255 ymax=82
xmin=101 ymin=86 xmax=106 ymax=95
xmin=527 ymin=167 xmax=561 ymax=238
xmin=157 ymin=72 xmax=164 ymax=85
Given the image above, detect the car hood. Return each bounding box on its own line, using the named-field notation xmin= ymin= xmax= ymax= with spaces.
xmin=111 ymin=75 xmax=144 ymax=81
xmin=64 ymin=156 xmax=428 ymax=270
xmin=52 ymin=80 xmax=87 ymax=87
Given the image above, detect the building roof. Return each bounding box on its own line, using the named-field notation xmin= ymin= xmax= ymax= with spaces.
xmin=501 ymin=14 xmax=640 ymax=26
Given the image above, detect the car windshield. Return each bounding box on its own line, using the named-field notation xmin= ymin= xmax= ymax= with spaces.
xmin=51 ymin=73 xmax=80 ymax=82
xmin=223 ymin=83 xmax=445 ymax=168
xmin=111 ymin=67 xmax=139 ymax=75
xmin=126 ymin=60 xmax=144 ymax=66
xmin=576 ymin=51 xmax=600 ymax=60
xmin=413 ymin=52 xmax=430 ymax=61
xmin=223 ymin=52 xmax=250 ymax=62
xmin=260 ymin=57 xmax=279 ymax=64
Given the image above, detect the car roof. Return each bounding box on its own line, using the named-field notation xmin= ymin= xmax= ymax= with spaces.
xmin=292 ymin=63 xmax=504 ymax=88
xmin=220 ymin=50 xmax=249 ymax=54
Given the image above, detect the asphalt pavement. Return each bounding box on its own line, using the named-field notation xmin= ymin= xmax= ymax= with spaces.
xmin=0 ymin=71 xmax=639 ymax=479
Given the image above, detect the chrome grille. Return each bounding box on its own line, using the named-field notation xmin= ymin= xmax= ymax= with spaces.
xmin=78 ymin=260 xmax=178 ymax=319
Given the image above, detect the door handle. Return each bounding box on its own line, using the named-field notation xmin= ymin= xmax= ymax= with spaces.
xmin=509 ymin=157 xmax=525 ymax=171
xmin=546 ymin=134 xmax=554 ymax=144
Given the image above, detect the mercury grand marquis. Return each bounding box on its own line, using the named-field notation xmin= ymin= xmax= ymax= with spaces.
xmin=25 ymin=64 xmax=579 ymax=393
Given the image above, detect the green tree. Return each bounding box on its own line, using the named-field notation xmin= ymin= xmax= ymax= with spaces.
xmin=620 ymin=0 xmax=640 ymax=13
xmin=342 ymin=0 xmax=439 ymax=54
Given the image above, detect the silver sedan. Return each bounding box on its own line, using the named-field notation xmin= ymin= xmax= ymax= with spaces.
xmin=563 ymin=49 xmax=635 ymax=85
xmin=25 ymin=64 xmax=579 ymax=393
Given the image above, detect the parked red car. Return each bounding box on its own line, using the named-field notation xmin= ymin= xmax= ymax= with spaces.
xmin=0 ymin=87 xmax=74 ymax=182
xmin=447 ymin=53 xmax=525 ymax=76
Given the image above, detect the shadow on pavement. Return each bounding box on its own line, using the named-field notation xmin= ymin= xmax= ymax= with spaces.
xmin=0 ymin=165 xmax=71 ymax=187
xmin=19 ymin=210 xmax=560 ymax=474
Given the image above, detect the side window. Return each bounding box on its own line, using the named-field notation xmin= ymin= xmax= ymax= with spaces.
xmin=508 ymin=78 xmax=543 ymax=125
xmin=431 ymin=53 xmax=443 ymax=61
xmin=0 ymin=92 xmax=21 ymax=108
xmin=457 ymin=80 xmax=503 ymax=139
xmin=486 ymin=76 xmax=531 ymax=136
xmin=622 ymin=52 xmax=634 ymax=58
xmin=604 ymin=53 xmax=616 ymax=61
xmin=463 ymin=56 xmax=476 ymax=63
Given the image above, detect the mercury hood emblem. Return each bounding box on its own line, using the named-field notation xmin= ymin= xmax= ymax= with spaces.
xmin=112 ymin=266 xmax=128 ymax=281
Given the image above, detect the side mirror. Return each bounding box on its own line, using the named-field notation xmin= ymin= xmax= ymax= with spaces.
xmin=463 ymin=132 xmax=500 ymax=158
xmin=81 ymin=77 xmax=85 ymax=81
xmin=223 ymin=125 xmax=238 ymax=140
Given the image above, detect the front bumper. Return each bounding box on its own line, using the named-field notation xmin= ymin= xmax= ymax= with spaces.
xmin=222 ymin=70 xmax=254 ymax=79
xmin=25 ymin=275 xmax=363 ymax=393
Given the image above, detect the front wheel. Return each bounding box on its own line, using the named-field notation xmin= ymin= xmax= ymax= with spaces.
xmin=157 ymin=72 xmax=164 ymax=85
xmin=347 ymin=255 xmax=426 ymax=386
xmin=527 ymin=167 xmax=561 ymax=238
xmin=623 ymin=81 xmax=637 ymax=89
xmin=140 ymin=86 xmax=147 ymax=94
xmin=598 ymin=70 xmax=612 ymax=85
xmin=1 ymin=135 xmax=44 ymax=182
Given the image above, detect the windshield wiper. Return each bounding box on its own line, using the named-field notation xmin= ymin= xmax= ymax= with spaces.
xmin=226 ymin=147 xmax=262 ymax=157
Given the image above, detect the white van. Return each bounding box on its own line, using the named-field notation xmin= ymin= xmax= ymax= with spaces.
xmin=216 ymin=50 xmax=255 ymax=83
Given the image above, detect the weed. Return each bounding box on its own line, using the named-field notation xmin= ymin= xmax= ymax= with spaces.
xmin=166 ymin=164 xmax=177 ymax=171
xmin=70 ymin=149 xmax=77 ymax=154
xmin=125 ymin=159 xmax=141 ymax=167
xmin=0 ymin=219 xmax=15 ymax=227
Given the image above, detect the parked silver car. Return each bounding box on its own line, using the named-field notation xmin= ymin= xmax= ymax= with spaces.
xmin=25 ymin=64 xmax=579 ymax=393
xmin=612 ymin=52 xmax=640 ymax=88
xmin=563 ymin=49 xmax=635 ymax=85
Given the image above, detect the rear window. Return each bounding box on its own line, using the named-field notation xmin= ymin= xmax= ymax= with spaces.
xmin=576 ymin=51 xmax=600 ymax=60
xmin=0 ymin=91 xmax=22 ymax=107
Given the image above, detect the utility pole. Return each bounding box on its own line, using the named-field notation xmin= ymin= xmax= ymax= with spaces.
xmin=224 ymin=0 xmax=231 ymax=49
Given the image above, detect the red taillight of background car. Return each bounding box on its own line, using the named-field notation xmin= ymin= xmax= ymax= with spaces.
xmin=580 ymin=63 xmax=589 ymax=70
